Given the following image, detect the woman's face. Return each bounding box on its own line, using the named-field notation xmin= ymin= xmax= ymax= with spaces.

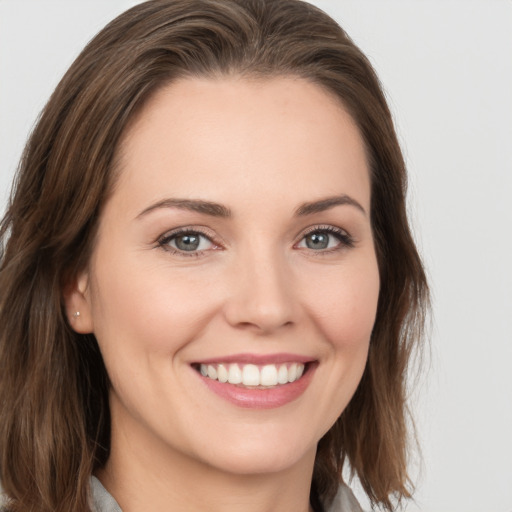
xmin=70 ymin=77 xmax=379 ymax=476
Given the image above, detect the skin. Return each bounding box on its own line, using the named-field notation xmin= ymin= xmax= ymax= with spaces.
xmin=66 ymin=77 xmax=380 ymax=512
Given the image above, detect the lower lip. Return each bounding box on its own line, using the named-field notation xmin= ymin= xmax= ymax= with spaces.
xmin=195 ymin=363 xmax=317 ymax=409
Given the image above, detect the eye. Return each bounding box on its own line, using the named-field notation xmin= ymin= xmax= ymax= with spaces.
xmin=158 ymin=229 xmax=217 ymax=255
xmin=296 ymin=226 xmax=354 ymax=252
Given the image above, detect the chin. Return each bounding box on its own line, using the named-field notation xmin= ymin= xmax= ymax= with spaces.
xmin=193 ymin=426 xmax=318 ymax=476
xmin=207 ymin=450 xmax=312 ymax=477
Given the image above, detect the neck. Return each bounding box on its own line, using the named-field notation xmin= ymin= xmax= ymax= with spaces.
xmin=97 ymin=401 xmax=317 ymax=512
xmin=98 ymin=448 xmax=316 ymax=512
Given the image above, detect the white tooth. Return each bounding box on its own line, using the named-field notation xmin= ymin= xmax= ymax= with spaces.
xmin=260 ymin=364 xmax=278 ymax=386
xmin=242 ymin=364 xmax=260 ymax=386
xmin=288 ymin=363 xmax=298 ymax=382
xmin=200 ymin=364 xmax=208 ymax=377
xmin=207 ymin=365 xmax=217 ymax=380
xmin=217 ymin=364 xmax=228 ymax=383
xmin=277 ymin=364 xmax=288 ymax=384
xmin=296 ymin=363 xmax=305 ymax=379
xmin=228 ymin=364 xmax=242 ymax=384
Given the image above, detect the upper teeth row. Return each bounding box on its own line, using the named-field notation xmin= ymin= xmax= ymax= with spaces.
xmin=199 ymin=363 xmax=305 ymax=386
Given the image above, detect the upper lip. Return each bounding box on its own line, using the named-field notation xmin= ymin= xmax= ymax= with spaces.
xmin=192 ymin=353 xmax=316 ymax=365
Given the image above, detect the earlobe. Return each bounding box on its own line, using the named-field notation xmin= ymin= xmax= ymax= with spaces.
xmin=63 ymin=272 xmax=94 ymax=334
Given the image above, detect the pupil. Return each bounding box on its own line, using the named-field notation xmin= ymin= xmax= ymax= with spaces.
xmin=176 ymin=234 xmax=200 ymax=251
xmin=306 ymin=232 xmax=328 ymax=250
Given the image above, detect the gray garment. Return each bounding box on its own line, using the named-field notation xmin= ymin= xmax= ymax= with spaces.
xmin=90 ymin=477 xmax=122 ymax=512
xmin=89 ymin=476 xmax=364 ymax=512
xmin=1 ymin=477 xmax=363 ymax=511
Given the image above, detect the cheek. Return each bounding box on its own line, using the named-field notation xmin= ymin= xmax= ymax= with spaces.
xmin=303 ymin=257 xmax=380 ymax=353
xmin=296 ymin=255 xmax=379 ymax=435
xmin=86 ymin=256 xmax=219 ymax=413
xmin=88 ymin=252 xmax=220 ymax=359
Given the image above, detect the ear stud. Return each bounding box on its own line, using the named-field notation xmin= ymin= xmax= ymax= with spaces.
xmin=73 ymin=311 xmax=81 ymax=319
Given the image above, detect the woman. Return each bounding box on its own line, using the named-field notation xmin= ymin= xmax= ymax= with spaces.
xmin=0 ymin=1 xmax=429 ymax=511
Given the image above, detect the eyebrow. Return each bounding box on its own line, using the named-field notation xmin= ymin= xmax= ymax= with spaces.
xmin=137 ymin=198 xmax=231 ymax=219
xmin=295 ymin=195 xmax=367 ymax=217
xmin=136 ymin=194 xmax=366 ymax=220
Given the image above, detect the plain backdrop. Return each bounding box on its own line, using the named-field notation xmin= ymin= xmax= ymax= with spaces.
xmin=1 ymin=1 xmax=511 ymax=511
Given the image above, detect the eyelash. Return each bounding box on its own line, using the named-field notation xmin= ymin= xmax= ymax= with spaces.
xmin=157 ymin=225 xmax=354 ymax=258
xmin=157 ymin=227 xmax=217 ymax=258
xmin=297 ymin=225 xmax=355 ymax=253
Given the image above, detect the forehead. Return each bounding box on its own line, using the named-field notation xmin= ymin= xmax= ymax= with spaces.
xmin=113 ymin=76 xmax=371 ymax=214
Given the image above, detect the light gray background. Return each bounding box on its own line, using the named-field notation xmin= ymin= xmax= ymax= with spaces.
xmin=1 ymin=1 xmax=511 ymax=511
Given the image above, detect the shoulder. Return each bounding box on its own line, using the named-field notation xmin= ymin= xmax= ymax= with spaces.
xmin=326 ymin=483 xmax=364 ymax=512
xmin=90 ymin=476 xmax=122 ymax=512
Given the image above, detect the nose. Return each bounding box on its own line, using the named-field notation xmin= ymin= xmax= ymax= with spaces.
xmin=223 ymin=248 xmax=298 ymax=335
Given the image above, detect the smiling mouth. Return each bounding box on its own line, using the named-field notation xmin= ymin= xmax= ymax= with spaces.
xmin=192 ymin=362 xmax=310 ymax=388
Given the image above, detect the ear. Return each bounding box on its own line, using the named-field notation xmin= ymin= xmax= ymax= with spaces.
xmin=63 ymin=272 xmax=94 ymax=334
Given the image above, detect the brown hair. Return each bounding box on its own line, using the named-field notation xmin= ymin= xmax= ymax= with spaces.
xmin=0 ymin=1 xmax=429 ymax=510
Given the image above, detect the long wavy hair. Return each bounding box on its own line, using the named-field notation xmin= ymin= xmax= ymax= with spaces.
xmin=0 ymin=1 xmax=429 ymax=510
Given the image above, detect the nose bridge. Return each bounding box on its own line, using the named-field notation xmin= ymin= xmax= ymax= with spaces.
xmin=224 ymin=239 xmax=297 ymax=333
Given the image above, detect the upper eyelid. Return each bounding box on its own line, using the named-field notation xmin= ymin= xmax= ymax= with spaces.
xmin=295 ymin=224 xmax=356 ymax=249
xmin=296 ymin=224 xmax=352 ymax=241
xmin=157 ymin=228 xmax=220 ymax=258
xmin=157 ymin=226 xmax=218 ymax=243
xmin=300 ymin=224 xmax=349 ymax=235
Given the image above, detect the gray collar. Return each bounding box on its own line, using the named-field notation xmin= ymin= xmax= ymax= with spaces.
xmin=90 ymin=476 xmax=122 ymax=512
